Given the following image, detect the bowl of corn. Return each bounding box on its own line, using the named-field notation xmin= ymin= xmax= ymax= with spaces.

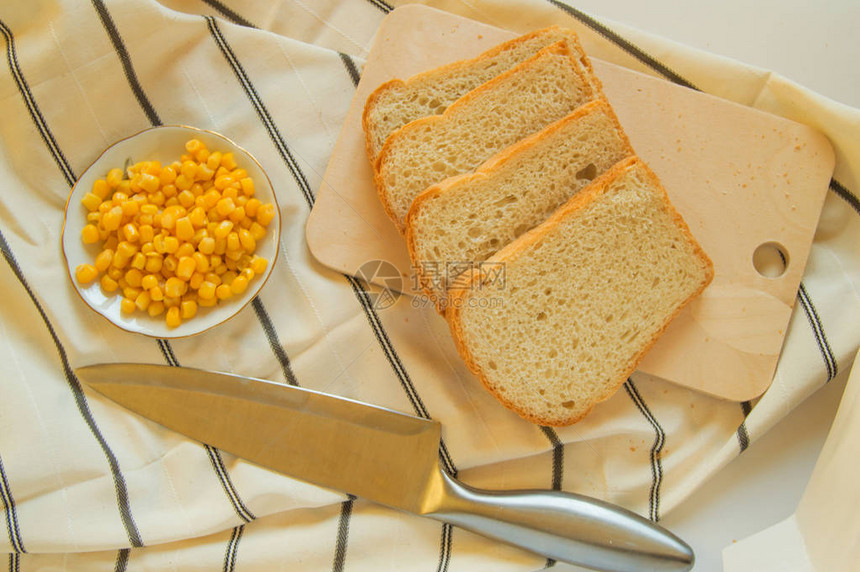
xmin=62 ymin=125 xmax=280 ymax=338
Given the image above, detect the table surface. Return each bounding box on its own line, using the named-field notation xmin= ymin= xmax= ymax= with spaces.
xmin=548 ymin=1 xmax=858 ymax=570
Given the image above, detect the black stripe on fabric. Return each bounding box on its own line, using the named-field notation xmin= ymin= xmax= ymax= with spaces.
xmin=90 ymin=0 xmax=161 ymax=126
xmin=0 ymin=232 xmax=144 ymax=547
xmin=736 ymin=401 xmax=753 ymax=452
xmin=114 ymin=548 xmax=130 ymax=572
xmin=0 ymin=20 xmax=76 ymax=186
xmin=338 ymin=52 xmax=362 ymax=87
xmin=251 ymin=298 xmax=301 ymax=386
xmin=798 ymin=283 xmax=838 ymax=382
xmin=830 ymin=178 xmax=860 ymax=216
xmin=0 ymin=454 xmax=25 ymax=554
xmin=205 ymin=445 xmax=256 ymax=523
xmin=201 ymin=0 xmax=257 ymax=28
xmin=623 ymin=379 xmax=664 ymax=522
xmin=223 ymin=524 xmax=244 ymax=572
xmin=539 ymin=426 xmax=564 ymax=490
xmin=204 ymin=16 xmax=316 ymax=208
xmin=546 ymin=0 xmax=699 ymax=90
xmin=364 ymin=0 xmax=394 ymax=14
xmin=92 ymin=2 xmax=263 ymax=527
xmin=205 ymin=14 xmax=459 ymax=477
xmin=332 ymin=495 xmax=355 ymax=572
xmin=435 ymin=524 xmax=453 ymax=572
xmin=8 ymin=553 xmax=19 ymax=572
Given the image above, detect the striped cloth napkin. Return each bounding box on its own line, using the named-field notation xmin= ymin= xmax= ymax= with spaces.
xmin=1 ymin=1 xmax=857 ymax=570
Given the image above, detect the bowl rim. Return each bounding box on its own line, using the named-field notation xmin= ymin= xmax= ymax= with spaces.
xmin=61 ymin=124 xmax=281 ymax=339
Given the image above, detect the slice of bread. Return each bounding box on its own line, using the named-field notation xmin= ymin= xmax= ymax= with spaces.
xmin=446 ymin=157 xmax=714 ymax=426
xmin=405 ymin=99 xmax=634 ymax=311
xmin=374 ymin=42 xmax=597 ymax=233
xmin=362 ymin=26 xmax=600 ymax=163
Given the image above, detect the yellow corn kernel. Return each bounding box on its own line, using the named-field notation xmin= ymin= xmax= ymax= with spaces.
xmin=176 ymin=256 xmax=196 ymax=280
xmin=198 ymin=296 xmax=217 ymax=307
xmin=177 ymin=190 xmax=195 ymax=209
xmin=81 ymin=192 xmax=103 ymax=212
xmin=141 ymin=274 xmax=158 ymax=290
xmin=143 ymin=161 xmax=162 ymax=176
xmin=122 ymin=223 xmax=139 ymax=243
xmin=111 ymin=252 xmax=130 ymax=269
xmin=100 ymin=274 xmax=119 ymax=292
xmin=124 ymin=268 xmax=143 ymax=288
xmin=197 ymin=281 xmax=217 ymax=300
xmin=130 ymin=252 xmax=146 ymax=271
xmin=189 ymin=271 xmax=205 ymax=290
xmin=121 ymin=297 xmax=137 ymax=314
xmin=144 ymin=254 xmax=163 ymax=273
xmin=230 ymin=275 xmax=248 ymax=295
xmin=164 ymin=276 xmax=186 ymax=298
xmin=149 ymin=285 xmax=164 ymax=302
xmin=134 ymin=290 xmax=151 ymax=311
xmin=161 ymin=184 xmax=177 ymax=199
xmin=139 ymin=173 xmax=160 ymax=194
xmin=213 ymin=237 xmax=227 ymax=256
xmin=176 ymin=242 xmax=195 ymax=259
xmin=163 ymin=236 xmax=179 ymax=254
xmin=75 ymin=263 xmax=98 ymax=284
xmin=206 ymin=151 xmax=222 ymax=170
xmin=122 ymin=286 xmax=141 ymax=300
xmin=240 ymin=267 xmax=255 ymax=282
xmin=227 ymin=205 xmax=246 ymax=224
xmin=174 ymin=174 xmax=192 ymax=191
xmin=116 ymin=241 xmax=138 ymax=258
xmin=215 ymin=197 xmax=235 ymax=216
xmin=213 ymin=220 xmax=233 ymax=239
xmin=81 ymin=224 xmax=100 ymax=244
xmin=92 ymin=179 xmax=110 ymax=199
xmin=86 ymin=211 xmax=101 ymax=223
xmin=204 ymin=272 xmax=222 ymax=286
xmin=175 ymin=217 xmax=194 ymax=241
xmin=239 ymin=177 xmax=255 ymax=196
xmin=165 ymin=306 xmax=182 ymax=328
xmin=219 ymin=270 xmax=237 ymax=285
xmin=244 ymin=198 xmax=261 ymax=217
xmin=220 ymin=152 xmax=237 ymax=170
xmin=185 ymin=139 xmax=203 ymax=154
xmin=256 ymin=204 xmax=276 ymax=226
xmin=196 ymin=164 xmax=214 ymax=181
xmin=120 ymin=199 xmax=139 ymax=217
xmin=102 ymin=205 xmax=123 ymax=231
xmin=139 ymin=224 xmax=154 ymax=243
xmin=237 ymin=228 xmax=256 ymax=252
xmin=180 ymin=300 xmax=198 ymax=320
xmin=107 ymin=267 xmax=123 ymax=281
xmin=162 ymin=254 xmax=178 ymax=274
xmin=197 ymin=236 xmax=215 ymax=255
xmin=215 ymin=284 xmax=233 ymax=300
xmin=188 ymin=206 xmax=206 ymax=228
xmin=148 ymin=301 xmax=165 ymax=317
xmin=202 ymin=189 xmax=221 ymax=209
xmin=106 ymin=169 xmax=124 ymax=189
xmin=226 ymin=231 xmax=241 ymax=253
xmin=250 ymin=256 xmax=268 ymax=275
xmin=248 ymin=222 xmax=266 ymax=241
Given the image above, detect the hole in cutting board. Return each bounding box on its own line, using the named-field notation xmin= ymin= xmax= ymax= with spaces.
xmin=753 ymin=242 xmax=789 ymax=278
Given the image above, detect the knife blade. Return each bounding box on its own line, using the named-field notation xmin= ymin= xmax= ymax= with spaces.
xmin=77 ymin=363 xmax=693 ymax=572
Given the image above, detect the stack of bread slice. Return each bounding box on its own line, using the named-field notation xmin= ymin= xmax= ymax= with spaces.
xmin=363 ymin=27 xmax=713 ymax=426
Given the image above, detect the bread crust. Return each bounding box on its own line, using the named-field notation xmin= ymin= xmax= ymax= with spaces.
xmin=373 ymin=41 xmax=595 ymax=234
xmin=404 ymin=99 xmax=635 ymax=313
xmin=446 ymin=157 xmax=714 ymax=426
xmin=361 ymin=26 xmax=598 ymax=164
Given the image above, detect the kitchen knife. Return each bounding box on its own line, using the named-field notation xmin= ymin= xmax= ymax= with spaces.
xmin=77 ymin=363 xmax=694 ymax=572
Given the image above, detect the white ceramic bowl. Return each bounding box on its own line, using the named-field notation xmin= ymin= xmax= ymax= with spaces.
xmin=62 ymin=125 xmax=280 ymax=338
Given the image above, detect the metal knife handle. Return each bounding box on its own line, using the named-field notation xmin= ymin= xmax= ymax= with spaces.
xmin=425 ymin=470 xmax=693 ymax=572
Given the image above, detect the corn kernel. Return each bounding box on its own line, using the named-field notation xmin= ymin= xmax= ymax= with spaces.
xmin=144 ymin=255 xmax=163 ymax=273
xmin=188 ymin=206 xmax=206 ymax=227
xmin=124 ymin=268 xmax=143 ymax=288
xmin=221 ymin=152 xmax=237 ymax=170
xmin=176 ymin=256 xmax=196 ymax=280
xmin=122 ymin=286 xmax=141 ymax=300
xmin=92 ymin=179 xmax=110 ymax=199
xmin=240 ymin=267 xmax=255 ymax=282
xmin=249 ymin=222 xmax=266 ymax=241
xmin=149 ymin=285 xmax=164 ymax=302
xmin=180 ymin=300 xmax=198 ymax=320
xmin=228 ymin=206 xmax=246 ymax=224
xmin=215 ymin=284 xmax=233 ymax=300
xmin=250 ymin=256 xmax=268 ymax=275
xmin=198 ymin=281 xmax=217 ymax=300
xmin=216 ymin=197 xmax=235 ymax=216
xmin=177 ymin=190 xmax=195 ymax=209
xmin=226 ymin=231 xmax=241 ymax=253
xmin=106 ymin=169 xmax=124 ymax=189
xmin=162 ymin=254 xmax=178 ymax=273
xmin=139 ymin=173 xmax=160 ymax=194
xmin=197 ymin=236 xmax=215 ymax=255
xmin=163 ymin=236 xmax=179 ymax=254
xmin=204 ymin=272 xmax=222 ymax=286
xmin=121 ymin=297 xmax=137 ymax=314
xmin=121 ymin=199 xmax=139 ymax=217
xmin=130 ymin=252 xmax=146 ymax=271
xmin=81 ymin=224 xmax=100 ymax=244
xmin=213 ymin=220 xmax=233 ymax=239
xmin=165 ymin=306 xmax=182 ymax=328
xmin=239 ymin=177 xmax=255 ymax=196
xmin=135 ymin=290 xmax=151 ymax=311
xmin=256 ymin=204 xmax=276 ymax=226
xmin=139 ymin=224 xmax=154 ymax=243
xmin=81 ymin=192 xmax=103 ymax=212
xmin=176 ymin=242 xmax=195 ymax=258
xmin=175 ymin=217 xmax=194 ymax=241
xmin=196 ymin=164 xmax=215 ymax=181
xmin=122 ymin=223 xmax=139 ymax=243
xmin=75 ymin=263 xmax=98 ymax=284
xmin=238 ymin=228 xmax=256 ymax=252
xmin=148 ymin=301 xmax=165 ymax=317
xmin=189 ymin=271 xmax=205 ymax=290
xmin=230 ymin=275 xmax=248 ymax=295
xmin=141 ymin=274 xmax=158 ymax=290
xmin=117 ymin=241 xmax=138 ymax=258
xmin=165 ymin=277 xmax=186 ymax=298
xmin=100 ymin=274 xmax=119 ymax=292
xmin=244 ymin=198 xmax=261 ymax=217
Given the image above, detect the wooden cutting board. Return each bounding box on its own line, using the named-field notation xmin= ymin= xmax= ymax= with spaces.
xmin=306 ymin=5 xmax=835 ymax=401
